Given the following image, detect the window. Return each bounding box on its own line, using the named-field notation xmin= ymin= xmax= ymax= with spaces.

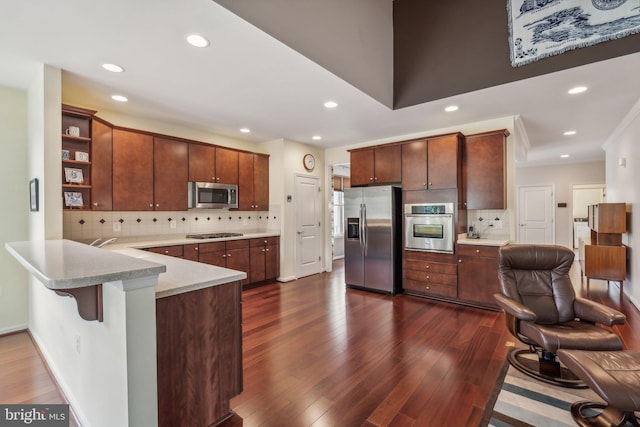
xmin=332 ymin=190 xmax=344 ymax=236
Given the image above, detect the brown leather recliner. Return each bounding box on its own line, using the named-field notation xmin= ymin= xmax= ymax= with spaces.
xmin=494 ymin=244 xmax=626 ymax=388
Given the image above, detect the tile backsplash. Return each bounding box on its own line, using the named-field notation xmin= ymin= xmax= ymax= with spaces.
xmin=466 ymin=209 xmax=512 ymax=238
xmin=63 ymin=205 xmax=282 ymax=241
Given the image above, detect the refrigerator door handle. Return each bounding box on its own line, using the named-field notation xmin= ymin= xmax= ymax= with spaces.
xmin=359 ymin=203 xmax=365 ymax=256
xmin=362 ymin=203 xmax=368 ymax=256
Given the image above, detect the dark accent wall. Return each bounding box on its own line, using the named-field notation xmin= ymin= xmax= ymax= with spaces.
xmin=393 ymin=0 xmax=640 ymax=109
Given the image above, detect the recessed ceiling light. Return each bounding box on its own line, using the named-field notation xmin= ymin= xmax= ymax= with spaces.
xmin=568 ymin=86 xmax=588 ymax=94
xmin=111 ymin=95 xmax=128 ymax=102
xmin=102 ymin=63 xmax=124 ymax=73
xmin=312 ymin=135 xmax=322 ymax=140
xmin=240 ymin=128 xmax=250 ymax=133
xmin=186 ymin=34 xmax=210 ymax=48
xmin=560 ymin=154 xmax=570 ymax=158
xmin=444 ymin=105 xmax=459 ymax=112
xmin=564 ymin=130 xmax=577 ymax=136
xmin=324 ymin=101 xmax=338 ymax=109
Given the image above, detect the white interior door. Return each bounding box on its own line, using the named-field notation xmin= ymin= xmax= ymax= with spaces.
xmin=295 ymin=175 xmax=322 ymax=278
xmin=518 ymin=185 xmax=554 ymax=244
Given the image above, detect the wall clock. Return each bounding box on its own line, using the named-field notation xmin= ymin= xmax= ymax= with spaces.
xmin=303 ymin=153 xmax=315 ymax=171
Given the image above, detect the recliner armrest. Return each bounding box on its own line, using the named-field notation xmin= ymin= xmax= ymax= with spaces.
xmin=574 ymin=298 xmax=626 ymax=326
xmin=493 ymin=293 xmax=537 ymax=321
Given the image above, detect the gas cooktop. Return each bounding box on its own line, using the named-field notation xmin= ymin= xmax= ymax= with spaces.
xmin=185 ymin=232 xmax=243 ymax=239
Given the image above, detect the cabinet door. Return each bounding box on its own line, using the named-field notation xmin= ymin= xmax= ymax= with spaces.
xmin=183 ymin=244 xmax=199 ymax=261
xmin=464 ymin=131 xmax=507 ymax=209
xmin=91 ymin=119 xmax=113 ymax=210
xmin=215 ymin=147 xmax=239 ymax=185
xmin=427 ymin=135 xmax=460 ymax=189
xmin=199 ymin=250 xmax=227 ymax=268
xmin=253 ymin=154 xmax=269 ymax=211
xmin=401 ymin=140 xmax=428 ymax=190
xmin=226 ymin=247 xmax=250 ymax=285
xmin=456 ymin=245 xmax=500 ymax=308
xmin=350 ymin=149 xmax=375 ymax=186
xmin=238 ymin=152 xmax=255 ymax=211
xmin=265 ymin=243 xmax=279 ymax=281
xmin=113 ymin=129 xmax=154 ymax=211
xmin=374 ymin=145 xmax=401 ymax=184
xmin=188 ymin=143 xmax=215 ymax=182
xmin=154 ymin=137 xmax=188 ymax=211
xmin=249 ymin=246 xmax=266 ymax=283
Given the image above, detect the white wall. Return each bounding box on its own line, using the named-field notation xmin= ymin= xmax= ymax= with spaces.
xmin=515 ymin=161 xmax=606 ymax=249
xmin=0 ymin=86 xmax=29 ymax=333
xmin=573 ymin=186 xmax=605 ymax=218
xmin=603 ymin=98 xmax=640 ymax=309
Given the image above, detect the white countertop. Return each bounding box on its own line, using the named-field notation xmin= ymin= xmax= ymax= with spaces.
xmin=114 ymin=248 xmax=247 ymax=299
xmin=96 ymin=230 xmax=280 ymax=250
xmin=5 ymin=239 xmax=166 ymax=290
xmin=457 ymin=234 xmax=511 ymax=247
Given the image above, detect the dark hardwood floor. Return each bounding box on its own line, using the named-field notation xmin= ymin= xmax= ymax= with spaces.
xmin=0 ymin=258 xmax=637 ymax=427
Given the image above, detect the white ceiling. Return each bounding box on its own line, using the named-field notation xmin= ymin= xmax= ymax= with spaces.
xmin=1 ymin=0 xmax=639 ymax=167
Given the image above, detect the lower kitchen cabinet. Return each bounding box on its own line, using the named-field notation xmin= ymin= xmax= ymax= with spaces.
xmin=402 ymin=250 xmax=457 ymax=299
xmin=456 ymin=244 xmax=501 ymax=310
xmin=249 ymin=237 xmax=279 ymax=284
xmin=199 ymin=240 xmax=250 ymax=286
xmin=156 ymin=280 xmax=242 ymax=427
xmin=146 ymin=245 xmax=184 ymax=258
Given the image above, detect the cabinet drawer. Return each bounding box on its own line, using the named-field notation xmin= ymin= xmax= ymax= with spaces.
xmin=403 ymin=279 xmax=457 ymax=298
xmin=198 ymin=241 xmax=226 ymax=253
xmin=147 ymin=245 xmax=183 ymax=257
xmin=403 ymin=269 xmax=457 ymax=286
xmin=404 ymin=249 xmax=456 ymax=264
xmin=403 ymin=259 xmax=457 ymax=275
xmin=226 ymin=239 xmax=249 ymax=250
xmin=250 ymin=236 xmax=279 ymax=247
xmin=456 ymin=244 xmax=500 ymax=258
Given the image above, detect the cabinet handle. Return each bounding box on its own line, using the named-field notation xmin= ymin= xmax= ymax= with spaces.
xmin=149 ymin=204 xmax=153 ymax=207
xmin=423 ymin=183 xmax=427 ymax=186
xmin=156 ymin=204 xmax=159 ymax=207
xmin=93 ymin=202 xmax=98 ymax=207
xmin=426 ymin=275 xmax=430 ymax=280
xmin=425 ymin=286 xmax=430 ymax=290
xmin=216 ymin=177 xmax=220 ymax=182
xmin=476 ymin=249 xmax=480 ymax=254
xmin=458 ymin=259 xmax=462 ymax=263
xmin=195 ymin=247 xmax=198 ymax=251
xmin=426 ymin=265 xmax=430 ymax=269
xmin=164 ymin=251 xmax=169 ymax=254
xmin=227 ymin=253 xmax=232 ymax=257
xmin=255 ymin=205 xmax=258 ymax=209
xmin=223 ymin=254 xmax=227 ymax=257
xmin=369 ymin=177 xmax=374 ymax=181
xmin=262 ymin=249 xmax=265 ymax=252
xmin=429 ymin=182 xmax=433 ymax=186
xmin=266 ymin=248 xmax=269 ymax=252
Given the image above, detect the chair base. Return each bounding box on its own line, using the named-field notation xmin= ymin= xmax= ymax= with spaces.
xmin=570 ymin=401 xmax=640 ymax=427
xmin=507 ymin=347 xmax=587 ymax=388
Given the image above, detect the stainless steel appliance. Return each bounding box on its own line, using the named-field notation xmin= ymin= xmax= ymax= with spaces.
xmin=404 ymin=203 xmax=454 ymax=253
xmin=344 ymin=186 xmax=401 ymax=294
xmin=185 ymin=232 xmax=243 ymax=239
xmin=188 ymin=182 xmax=238 ymax=209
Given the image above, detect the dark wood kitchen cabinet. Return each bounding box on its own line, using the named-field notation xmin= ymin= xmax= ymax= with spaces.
xmin=402 ymin=250 xmax=457 ymax=300
xmin=113 ymin=129 xmax=154 ymax=211
xmin=350 ymin=145 xmax=401 ymax=186
xmin=156 ymin=280 xmax=242 ymax=427
xmin=401 ymin=134 xmax=462 ymax=191
xmin=249 ymin=237 xmax=279 ymax=284
xmin=154 ymin=137 xmax=188 ymax=211
xmin=91 ymin=118 xmax=113 ymax=211
xmin=456 ymin=244 xmax=501 ymax=310
xmin=199 ymin=240 xmax=250 ymax=286
xmin=238 ymin=152 xmax=269 ymax=211
xmin=188 ymin=143 xmax=239 ymax=185
xmin=463 ymin=130 xmax=509 ymax=209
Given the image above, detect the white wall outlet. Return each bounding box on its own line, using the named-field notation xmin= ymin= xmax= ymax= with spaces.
xmin=113 ymin=221 xmax=121 ymax=232
xmin=169 ymin=220 xmax=177 ymax=229
xmin=75 ymin=335 xmax=81 ymax=354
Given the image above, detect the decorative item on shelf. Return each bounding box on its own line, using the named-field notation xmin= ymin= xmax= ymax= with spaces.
xmin=29 ymin=178 xmax=39 ymax=212
xmin=75 ymin=151 xmax=89 ymax=162
xmin=61 ymin=149 xmax=70 ymax=160
xmin=64 ymin=167 xmax=84 ymax=184
xmin=64 ymin=191 xmax=84 ymax=208
xmin=65 ymin=126 xmax=80 ymax=137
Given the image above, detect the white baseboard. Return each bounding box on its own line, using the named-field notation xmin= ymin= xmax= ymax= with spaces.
xmin=277 ymin=275 xmax=297 ymax=282
xmin=0 ymin=323 xmax=27 ymax=336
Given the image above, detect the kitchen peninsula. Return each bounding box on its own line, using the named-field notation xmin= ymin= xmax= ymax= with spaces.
xmin=5 ymin=239 xmax=246 ymax=427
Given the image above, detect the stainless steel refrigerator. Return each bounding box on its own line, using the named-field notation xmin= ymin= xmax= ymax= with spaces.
xmin=344 ymin=185 xmax=401 ymax=294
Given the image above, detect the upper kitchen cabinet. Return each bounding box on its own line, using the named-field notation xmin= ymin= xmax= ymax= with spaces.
xmin=91 ymin=118 xmax=113 ymax=211
xmin=188 ymin=143 xmax=239 ymax=185
xmin=238 ymin=152 xmax=269 ymax=211
xmin=154 ymin=137 xmax=188 ymax=211
xmin=350 ymin=145 xmax=401 ymax=186
xmin=113 ymin=129 xmax=154 ymax=211
xmin=401 ymin=134 xmax=462 ymax=191
xmin=463 ymin=130 xmax=509 ymax=210
xmin=61 ymin=105 xmax=96 ymax=210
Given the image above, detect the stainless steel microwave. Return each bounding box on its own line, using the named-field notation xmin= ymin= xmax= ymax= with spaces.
xmin=404 ymin=203 xmax=454 ymax=253
xmin=188 ymin=182 xmax=238 ymax=209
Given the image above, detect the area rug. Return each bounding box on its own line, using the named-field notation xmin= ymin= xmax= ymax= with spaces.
xmin=486 ymin=364 xmax=605 ymax=427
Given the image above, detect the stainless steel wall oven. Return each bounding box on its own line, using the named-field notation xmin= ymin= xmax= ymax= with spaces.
xmin=404 ymin=203 xmax=454 ymax=253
